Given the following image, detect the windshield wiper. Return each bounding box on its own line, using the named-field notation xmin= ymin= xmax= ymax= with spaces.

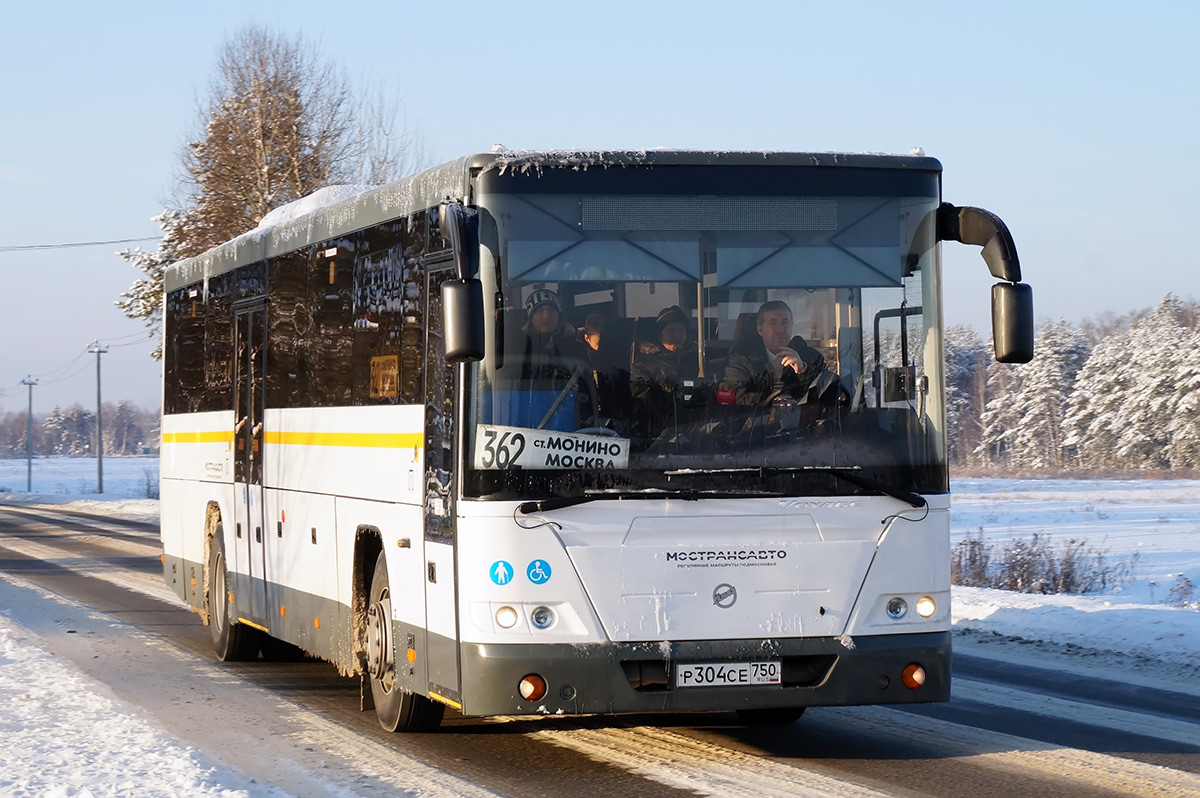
xmin=516 ymin=487 xmax=777 ymax=514
xmin=664 ymin=466 xmax=927 ymax=509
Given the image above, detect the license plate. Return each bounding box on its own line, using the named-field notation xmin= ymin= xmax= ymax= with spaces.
xmin=675 ymin=661 xmax=781 ymax=688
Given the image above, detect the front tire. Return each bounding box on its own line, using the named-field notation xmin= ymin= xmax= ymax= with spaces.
xmin=207 ymin=525 xmax=262 ymax=661
xmin=365 ymin=551 xmax=444 ymax=732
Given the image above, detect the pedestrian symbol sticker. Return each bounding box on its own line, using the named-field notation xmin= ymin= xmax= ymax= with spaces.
xmin=490 ymin=560 xmax=513 ymax=585
xmin=526 ymin=560 xmax=552 ymax=585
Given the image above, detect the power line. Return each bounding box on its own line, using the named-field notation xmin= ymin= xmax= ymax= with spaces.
xmin=0 ymin=236 xmax=160 ymax=254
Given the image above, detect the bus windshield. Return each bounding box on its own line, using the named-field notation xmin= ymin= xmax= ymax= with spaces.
xmin=465 ymin=177 xmax=947 ymax=501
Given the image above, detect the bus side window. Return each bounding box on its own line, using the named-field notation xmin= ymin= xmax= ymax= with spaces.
xmin=309 ymin=239 xmax=355 ymax=407
xmin=266 ymin=252 xmax=310 ymax=410
xmin=353 ymin=222 xmax=406 ymax=405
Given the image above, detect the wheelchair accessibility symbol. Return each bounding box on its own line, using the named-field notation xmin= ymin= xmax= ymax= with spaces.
xmin=526 ymin=559 xmax=552 ymax=585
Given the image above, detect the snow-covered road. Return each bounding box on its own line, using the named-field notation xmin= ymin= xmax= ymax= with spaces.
xmin=1 ymin=461 xmax=1198 ymax=796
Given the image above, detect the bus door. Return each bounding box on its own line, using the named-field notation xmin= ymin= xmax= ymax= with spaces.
xmin=423 ymin=263 xmax=461 ymax=706
xmin=233 ymin=300 xmax=269 ymax=628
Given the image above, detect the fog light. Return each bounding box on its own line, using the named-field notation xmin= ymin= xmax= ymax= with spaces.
xmin=495 ymin=606 xmax=519 ymax=629
xmin=530 ymin=606 xmax=555 ymax=629
xmin=519 ymin=673 xmax=547 ymax=701
xmin=915 ymin=596 xmax=936 ymax=618
xmin=886 ymin=597 xmax=908 ymax=619
xmin=901 ymin=663 xmax=926 ymax=690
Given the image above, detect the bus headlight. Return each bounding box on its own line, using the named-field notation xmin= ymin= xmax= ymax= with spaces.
xmin=495 ymin=606 xmax=519 ymax=629
xmin=915 ymin=596 xmax=936 ymax=618
xmin=885 ymin=597 xmax=908 ymax=619
xmin=530 ymin=606 xmax=555 ymax=629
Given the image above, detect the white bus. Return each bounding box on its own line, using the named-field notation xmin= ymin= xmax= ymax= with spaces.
xmin=160 ymin=149 xmax=1033 ymax=731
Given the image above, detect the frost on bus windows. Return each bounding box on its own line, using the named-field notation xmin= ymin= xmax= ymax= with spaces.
xmin=464 ymin=180 xmax=948 ymax=502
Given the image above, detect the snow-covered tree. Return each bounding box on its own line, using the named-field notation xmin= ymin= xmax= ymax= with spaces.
xmin=1167 ymin=324 xmax=1200 ymax=468
xmin=1061 ymin=332 xmax=1127 ymax=469
xmin=977 ymin=346 xmax=1023 ymax=466
xmin=1065 ymin=295 xmax=1200 ymax=470
xmin=116 ymin=209 xmax=184 ymax=361
xmin=117 ymin=26 xmax=425 ymax=359
xmin=944 ymin=325 xmax=988 ymax=467
xmin=979 ymin=320 xmax=1089 ymax=469
xmin=41 ymin=407 xmax=67 ymax=456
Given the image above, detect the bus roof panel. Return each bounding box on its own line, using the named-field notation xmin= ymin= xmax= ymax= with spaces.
xmin=165 ymin=149 xmax=943 ymax=292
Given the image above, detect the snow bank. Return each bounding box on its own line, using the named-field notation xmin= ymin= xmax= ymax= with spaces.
xmin=0 ymin=612 xmax=287 ymax=797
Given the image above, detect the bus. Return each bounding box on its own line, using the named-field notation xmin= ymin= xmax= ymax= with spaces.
xmin=160 ymin=149 xmax=1033 ymax=731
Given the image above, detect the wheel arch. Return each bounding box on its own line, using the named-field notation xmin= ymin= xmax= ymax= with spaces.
xmin=351 ymin=524 xmax=385 ymax=675
xmin=200 ymin=501 xmax=223 ymax=626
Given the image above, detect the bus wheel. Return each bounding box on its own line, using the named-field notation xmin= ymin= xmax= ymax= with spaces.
xmin=365 ymin=551 xmax=445 ymax=732
xmin=736 ymin=707 xmax=805 ymax=725
xmin=208 ymin=525 xmax=262 ymax=662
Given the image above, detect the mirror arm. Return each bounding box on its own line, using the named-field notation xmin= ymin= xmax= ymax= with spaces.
xmin=937 ymin=202 xmax=1022 ymax=283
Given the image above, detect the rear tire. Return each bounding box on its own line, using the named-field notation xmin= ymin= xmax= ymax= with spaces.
xmin=736 ymin=707 xmax=805 ymax=725
xmin=365 ymin=551 xmax=444 ymax=732
xmin=207 ymin=525 xmax=262 ymax=662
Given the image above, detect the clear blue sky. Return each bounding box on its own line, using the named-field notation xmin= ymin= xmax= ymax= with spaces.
xmin=2 ymin=0 xmax=1196 ymax=413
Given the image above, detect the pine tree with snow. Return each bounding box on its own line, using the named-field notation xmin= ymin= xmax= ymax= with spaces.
xmin=1114 ymin=296 xmax=1191 ymax=468
xmin=977 ymin=345 xmax=1023 ymax=466
xmin=1062 ymin=330 xmax=1128 ymax=469
xmin=980 ymin=320 xmax=1089 ymax=469
xmin=944 ymin=325 xmax=988 ymax=467
xmin=1065 ymin=295 xmax=1200 ymax=470
xmin=41 ymin=407 xmax=66 ymax=456
xmin=1166 ymin=324 xmax=1200 ymax=468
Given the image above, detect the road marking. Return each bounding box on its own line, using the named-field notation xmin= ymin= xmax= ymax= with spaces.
xmin=953 ymin=675 xmax=1200 ymax=747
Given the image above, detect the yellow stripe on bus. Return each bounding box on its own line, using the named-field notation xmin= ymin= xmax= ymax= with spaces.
xmin=263 ymin=431 xmax=424 ymax=449
xmin=162 ymin=431 xmax=234 ymax=444
xmin=428 ymin=691 xmax=463 ymax=710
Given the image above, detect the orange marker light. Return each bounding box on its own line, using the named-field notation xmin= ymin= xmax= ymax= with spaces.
xmin=519 ymin=674 xmax=548 ymax=701
xmin=407 ymin=648 xmax=417 ymax=663
xmin=280 ymin=606 xmax=287 ymax=617
xmin=901 ymin=663 xmax=927 ymax=690
xmin=314 ymin=618 xmax=320 ymax=630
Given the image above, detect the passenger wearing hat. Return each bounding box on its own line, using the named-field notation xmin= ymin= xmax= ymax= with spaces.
xmin=630 ymin=305 xmax=702 ymax=435
xmin=519 ymin=288 xmax=596 ymax=425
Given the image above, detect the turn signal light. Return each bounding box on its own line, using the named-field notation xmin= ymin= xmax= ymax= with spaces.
xmin=901 ymin=663 xmax=926 ymax=690
xmin=519 ymin=674 xmax=547 ymax=701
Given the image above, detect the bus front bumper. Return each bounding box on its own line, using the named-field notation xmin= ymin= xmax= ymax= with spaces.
xmin=456 ymin=631 xmax=950 ymax=717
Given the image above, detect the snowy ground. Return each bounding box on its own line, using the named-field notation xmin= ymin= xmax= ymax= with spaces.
xmin=1 ymin=457 xmax=1198 ymax=796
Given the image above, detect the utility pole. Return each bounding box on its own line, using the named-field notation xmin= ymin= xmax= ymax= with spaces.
xmin=21 ymin=376 xmax=36 ymax=492
xmin=88 ymin=341 xmax=108 ymax=494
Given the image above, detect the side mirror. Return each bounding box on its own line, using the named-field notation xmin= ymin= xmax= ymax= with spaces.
xmin=442 ymin=279 xmax=485 ymax=363
xmin=438 ymin=202 xmax=478 ymax=280
xmin=992 ymin=282 xmax=1034 ymax=363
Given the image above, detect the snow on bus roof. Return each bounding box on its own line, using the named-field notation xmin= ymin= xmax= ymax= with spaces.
xmin=255 ymin=185 xmax=377 ymax=231
xmin=164 ymin=148 xmax=941 ymax=292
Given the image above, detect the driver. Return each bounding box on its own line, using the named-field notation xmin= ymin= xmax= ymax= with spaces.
xmin=720 ymin=300 xmax=827 ymax=405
